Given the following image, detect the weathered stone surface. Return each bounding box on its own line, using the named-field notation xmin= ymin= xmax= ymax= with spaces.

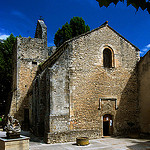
xmin=138 ymin=51 xmax=150 ymax=134
xmin=66 ymin=25 xmax=140 ymax=136
xmin=44 ymin=130 xmax=100 ymax=144
xmin=10 ymin=34 xmax=48 ymax=126
xmin=48 ymin=46 xmax=56 ymax=56
xmin=11 ymin=20 xmax=143 ymax=144
xmin=35 ymin=20 xmax=47 ymax=47
xmin=0 ymin=136 xmax=29 ymax=150
xmin=32 ymin=23 xmax=140 ymax=142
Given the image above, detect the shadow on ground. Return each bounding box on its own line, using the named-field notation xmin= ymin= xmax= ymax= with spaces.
xmin=127 ymin=140 xmax=150 ymax=150
xmin=21 ymin=131 xmax=44 ymax=143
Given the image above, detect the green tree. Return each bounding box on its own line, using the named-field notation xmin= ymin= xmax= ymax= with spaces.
xmin=54 ymin=22 xmax=72 ymax=47
xmin=70 ymin=17 xmax=90 ymax=37
xmin=0 ymin=34 xmax=16 ymax=115
xmin=54 ymin=17 xmax=90 ymax=47
xmin=96 ymin=0 xmax=150 ymax=14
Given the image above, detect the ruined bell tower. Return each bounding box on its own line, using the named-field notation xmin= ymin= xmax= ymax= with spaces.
xmin=10 ymin=20 xmax=48 ymax=127
xmin=35 ymin=19 xmax=47 ymax=47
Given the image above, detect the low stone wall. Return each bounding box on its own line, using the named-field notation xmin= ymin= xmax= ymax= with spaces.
xmin=44 ymin=130 xmax=101 ymax=144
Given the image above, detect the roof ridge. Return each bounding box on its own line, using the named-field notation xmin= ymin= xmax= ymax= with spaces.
xmin=107 ymin=25 xmax=139 ymax=51
xmin=40 ymin=22 xmax=140 ymax=72
xmin=56 ymin=21 xmax=139 ymax=51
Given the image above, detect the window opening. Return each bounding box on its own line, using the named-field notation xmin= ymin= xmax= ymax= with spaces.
xmin=32 ymin=61 xmax=37 ymax=65
xmin=103 ymin=48 xmax=112 ymax=68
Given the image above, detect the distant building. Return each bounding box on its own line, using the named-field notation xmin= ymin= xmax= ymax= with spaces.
xmin=9 ymin=20 xmax=150 ymax=143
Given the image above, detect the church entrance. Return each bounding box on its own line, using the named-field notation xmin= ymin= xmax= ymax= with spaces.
xmin=103 ymin=114 xmax=113 ymax=136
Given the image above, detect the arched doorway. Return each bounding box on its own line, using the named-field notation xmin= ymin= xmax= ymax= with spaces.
xmin=103 ymin=114 xmax=113 ymax=136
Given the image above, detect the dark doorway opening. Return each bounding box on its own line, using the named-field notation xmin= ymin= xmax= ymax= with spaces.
xmin=23 ymin=108 xmax=29 ymax=130
xmin=103 ymin=121 xmax=109 ymax=136
xmin=103 ymin=114 xmax=113 ymax=136
xmin=103 ymin=48 xmax=112 ymax=68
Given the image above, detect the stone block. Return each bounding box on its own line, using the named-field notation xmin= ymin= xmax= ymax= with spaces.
xmin=0 ymin=136 xmax=29 ymax=150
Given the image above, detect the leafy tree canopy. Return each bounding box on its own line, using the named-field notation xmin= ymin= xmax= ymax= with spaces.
xmin=54 ymin=17 xmax=90 ymax=47
xmin=0 ymin=34 xmax=16 ymax=115
xmin=70 ymin=17 xmax=90 ymax=37
xmin=54 ymin=22 xmax=72 ymax=48
xmin=96 ymin=0 xmax=150 ymax=14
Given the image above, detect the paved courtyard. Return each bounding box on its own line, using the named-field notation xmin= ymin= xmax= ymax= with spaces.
xmin=29 ymin=137 xmax=150 ymax=150
xmin=1 ymin=130 xmax=150 ymax=150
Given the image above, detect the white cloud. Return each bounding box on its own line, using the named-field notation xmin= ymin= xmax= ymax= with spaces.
xmin=139 ymin=51 xmax=144 ymax=55
xmin=146 ymin=44 xmax=150 ymax=48
xmin=142 ymin=48 xmax=148 ymax=52
xmin=0 ymin=34 xmax=9 ymax=40
xmin=142 ymin=44 xmax=150 ymax=51
xmin=141 ymin=43 xmax=150 ymax=56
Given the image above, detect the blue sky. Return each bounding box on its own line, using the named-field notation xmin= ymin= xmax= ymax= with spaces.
xmin=0 ymin=0 xmax=150 ymax=56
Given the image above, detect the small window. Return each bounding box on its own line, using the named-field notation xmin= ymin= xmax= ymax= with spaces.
xmin=32 ymin=61 xmax=37 ymax=65
xmin=103 ymin=48 xmax=112 ymax=68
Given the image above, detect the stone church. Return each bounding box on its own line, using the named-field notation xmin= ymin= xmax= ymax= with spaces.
xmin=9 ymin=20 xmax=150 ymax=143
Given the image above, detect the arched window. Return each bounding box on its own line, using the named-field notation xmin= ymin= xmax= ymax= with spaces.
xmin=103 ymin=48 xmax=112 ymax=68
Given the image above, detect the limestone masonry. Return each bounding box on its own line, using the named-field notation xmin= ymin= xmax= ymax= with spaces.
xmin=10 ymin=20 xmax=150 ymax=143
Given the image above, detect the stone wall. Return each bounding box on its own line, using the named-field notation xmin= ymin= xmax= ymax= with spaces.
xmin=41 ymin=24 xmax=140 ymax=143
xmin=32 ymin=45 xmax=71 ymax=138
xmin=32 ymin=69 xmax=47 ymax=136
xmin=48 ymin=46 xmax=71 ymax=133
xmin=21 ymin=21 xmax=142 ymax=143
xmin=68 ymin=25 xmax=140 ymax=136
xmin=10 ymin=37 xmax=48 ymax=126
xmin=45 ymin=130 xmax=100 ymax=143
xmin=138 ymin=51 xmax=150 ymax=134
xmin=47 ymin=46 xmax=56 ymax=56
xmin=35 ymin=20 xmax=47 ymax=47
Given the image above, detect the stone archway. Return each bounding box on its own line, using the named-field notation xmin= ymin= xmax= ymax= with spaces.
xmin=103 ymin=114 xmax=113 ymax=136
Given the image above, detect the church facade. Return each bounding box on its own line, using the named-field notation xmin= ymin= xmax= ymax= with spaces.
xmin=9 ymin=20 xmax=150 ymax=143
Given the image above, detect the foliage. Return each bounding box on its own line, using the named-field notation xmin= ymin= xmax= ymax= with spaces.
xmin=54 ymin=17 xmax=90 ymax=47
xmin=96 ymin=0 xmax=150 ymax=14
xmin=0 ymin=34 xmax=16 ymax=114
xmin=54 ymin=22 xmax=72 ymax=47
xmin=70 ymin=17 xmax=90 ymax=37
